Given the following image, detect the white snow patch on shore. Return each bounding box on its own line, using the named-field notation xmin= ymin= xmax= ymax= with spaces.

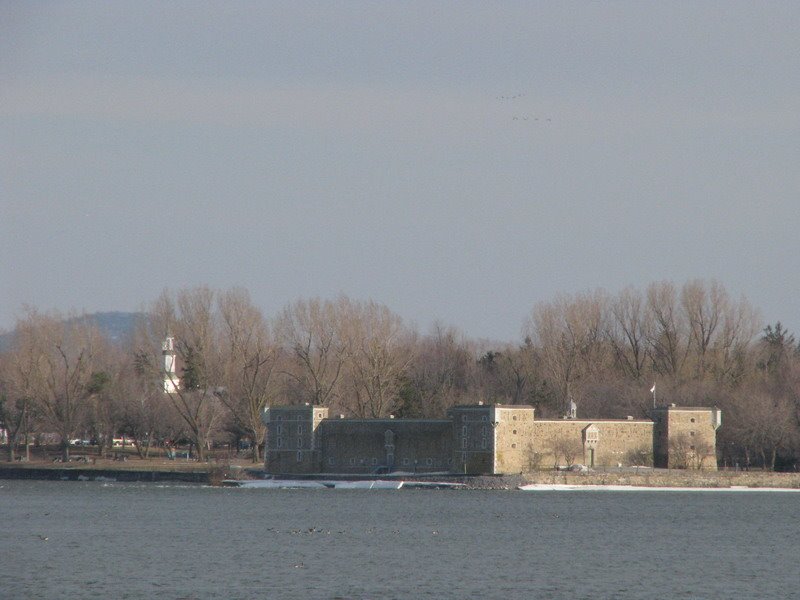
xmin=518 ymin=484 xmax=800 ymax=492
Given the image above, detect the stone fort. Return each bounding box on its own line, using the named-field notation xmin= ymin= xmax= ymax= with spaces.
xmin=262 ymin=403 xmax=722 ymax=475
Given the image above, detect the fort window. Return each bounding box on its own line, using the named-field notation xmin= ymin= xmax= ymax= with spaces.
xmin=276 ymin=424 xmax=283 ymax=435
xmin=296 ymin=451 xmax=302 ymax=462
xmin=481 ymin=415 xmax=488 ymax=422
xmin=481 ymin=438 xmax=487 ymax=450
xmin=512 ymin=443 xmax=516 ymax=449
xmin=402 ymin=458 xmax=410 ymax=466
xmin=277 ymin=436 xmax=284 ymax=448
xmin=512 ymin=416 xmax=517 ymax=421
xmin=513 ymin=430 xmax=517 ymax=435
xmin=462 ymin=437 xmax=467 ymax=449
xmin=328 ymin=457 xmax=336 ymax=465
xmin=462 ymin=415 xmax=467 ymax=422
xmin=462 ymin=426 xmax=467 ymax=437
xmin=297 ymin=425 xmax=303 ymax=435
xmin=349 ymin=458 xmax=356 ymax=465
xmin=690 ymin=445 xmax=695 ymax=451
xmin=297 ymin=437 xmax=302 ymax=448
xmin=690 ymin=431 xmax=695 ymax=436
xmin=371 ymin=458 xmax=377 ymax=465
xmin=426 ymin=458 xmax=433 ymax=466
xmin=690 ymin=418 xmax=695 ymax=423
xmin=481 ymin=426 xmax=487 ymax=436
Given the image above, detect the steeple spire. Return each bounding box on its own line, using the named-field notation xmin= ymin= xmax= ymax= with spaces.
xmin=162 ymin=336 xmax=179 ymax=393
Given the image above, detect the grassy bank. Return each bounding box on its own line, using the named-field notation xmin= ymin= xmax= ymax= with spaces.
xmin=0 ymin=454 xmax=262 ymax=484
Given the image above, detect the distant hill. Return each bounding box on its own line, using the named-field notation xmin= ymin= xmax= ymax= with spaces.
xmin=0 ymin=311 xmax=145 ymax=352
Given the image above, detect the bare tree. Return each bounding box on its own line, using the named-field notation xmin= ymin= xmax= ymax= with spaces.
xmin=646 ymin=281 xmax=690 ymax=378
xmin=79 ymin=339 xmax=138 ymax=458
xmin=729 ymin=389 xmax=799 ymax=470
xmin=667 ymin=433 xmax=693 ymax=469
xmin=143 ymin=288 xmax=223 ymax=461
xmin=711 ymin=295 xmax=760 ymax=383
xmin=625 ymin=446 xmax=653 ymax=467
xmin=526 ymin=443 xmax=544 ymax=471
xmin=475 ymin=340 xmax=556 ymax=417
xmin=607 ymin=287 xmax=650 ymax=380
xmin=217 ymin=288 xmax=280 ymax=462
xmin=526 ymin=290 xmax=609 ymax=407
xmin=117 ymin=349 xmax=168 ymax=458
xmin=681 ymin=279 xmax=727 ymax=378
xmin=552 ymin=434 xmax=583 ymax=468
xmin=400 ymin=323 xmax=475 ymax=417
xmin=339 ymin=298 xmax=414 ymax=418
xmin=13 ymin=309 xmax=109 ymax=461
xmin=0 ymin=320 xmax=43 ymax=461
xmin=276 ymin=298 xmax=347 ymax=409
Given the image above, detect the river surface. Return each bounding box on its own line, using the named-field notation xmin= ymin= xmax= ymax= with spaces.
xmin=1 ymin=480 xmax=798 ymax=599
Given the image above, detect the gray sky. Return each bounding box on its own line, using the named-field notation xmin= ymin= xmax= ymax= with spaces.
xmin=2 ymin=1 xmax=799 ymax=341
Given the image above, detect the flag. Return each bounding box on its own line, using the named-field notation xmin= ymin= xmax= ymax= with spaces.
xmin=650 ymin=384 xmax=656 ymax=393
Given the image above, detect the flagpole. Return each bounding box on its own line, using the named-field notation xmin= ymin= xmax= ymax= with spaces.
xmin=651 ymin=383 xmax=656 ymax=408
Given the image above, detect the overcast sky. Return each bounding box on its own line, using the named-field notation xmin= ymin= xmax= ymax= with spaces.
xmin=2 ymin=2 xmax=799 ymax=341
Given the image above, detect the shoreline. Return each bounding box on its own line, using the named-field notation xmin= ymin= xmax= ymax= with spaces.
xmin=0 ymin=464 xmax=213 ymax=484
xmin=519 ymin=483 xmax=800 ymax=492
xmin=2 ymin=462 xmax=799 ymax=490
xmin=519 ymin=469 xmax=800 ymax=490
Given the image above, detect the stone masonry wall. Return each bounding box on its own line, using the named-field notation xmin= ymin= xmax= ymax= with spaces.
xmin=317 ymin=419 xmax=452 ymax=474
xmin=652 ymin=407 xmax=718 ymax=470
xmin=449 ymin=406 xmax=495 ymax=475
xmin=265 ymin=405 xmax=327 ymax=474
xmin=264 ymin=403 xmax=719 ymax=475
xmin=494 ymin=407 xmax=536 ymax=474
xmin=532 ymin=420 xmax=654 ymax=469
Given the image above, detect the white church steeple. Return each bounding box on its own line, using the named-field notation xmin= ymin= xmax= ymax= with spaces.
xmin=162 ymin=336 xmax=179 ymax=393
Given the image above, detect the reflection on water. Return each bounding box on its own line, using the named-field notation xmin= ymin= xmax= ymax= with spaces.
xmin=1 ymin=481 xmax=798 ymax=599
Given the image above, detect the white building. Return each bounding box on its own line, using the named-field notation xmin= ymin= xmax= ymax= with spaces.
xmin=163 ymin=336 xmax=180 ymax=393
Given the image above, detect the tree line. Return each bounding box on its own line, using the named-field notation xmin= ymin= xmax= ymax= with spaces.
xmin=1 ymin=280 xmax=798 ymax=469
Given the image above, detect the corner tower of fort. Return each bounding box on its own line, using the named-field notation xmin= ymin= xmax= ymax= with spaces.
xmin=651 ymin=405 xmax=721 ymax=470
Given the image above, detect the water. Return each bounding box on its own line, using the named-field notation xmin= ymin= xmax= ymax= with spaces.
xmin=1 ymin=481 xmax=798 ymax=599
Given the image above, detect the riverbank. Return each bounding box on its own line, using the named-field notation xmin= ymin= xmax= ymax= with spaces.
xmin=2 ymin=461 xmax=799 ymax=489
xmin=0 ymin=458 xmax=258 ymax=484
xmin=520 ymin=469 xmax=800 ymax=489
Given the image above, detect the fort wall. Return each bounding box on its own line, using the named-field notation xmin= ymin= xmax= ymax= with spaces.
xmin=263 ymin=402 xmax=720 ymax=475
xmin=264 ymin=405 xmax=328 ymax=474
xmin=493 ymin=406 xmax=536 ymax=474
xmin=651 ymin=406 xmax=720 ymax=470
xmin=532 ymin=420 xmax=653 ymax=469
xmin=448 ymin=405 xmax=496 ymax=474
xmin=317 ymin=419 xmax=452 ymax=474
